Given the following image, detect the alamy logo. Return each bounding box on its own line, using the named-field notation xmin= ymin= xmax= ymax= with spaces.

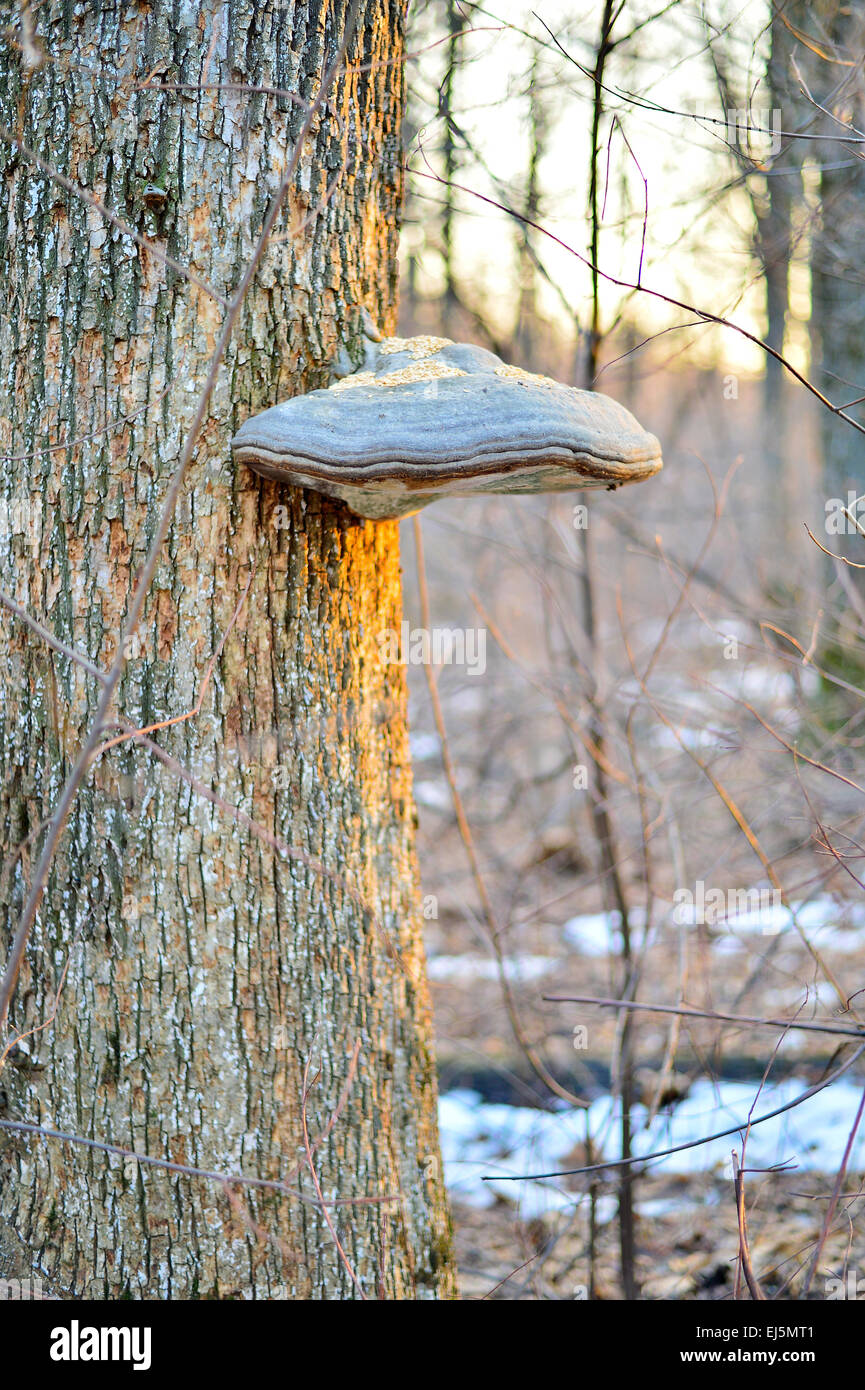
xmin=694 ymin=100 xmax=782 ymax=157
xmin=825 ymin=491 xmax=865 ymax=535
xmin=672 ymin=880 xmax=783 ymax=932
xmin=376 ymin=622 xmax=486 ymax=676
xmin=49 ymin=1320 xmax=152 ymax=1371
xmin=825 ymin=1271 xmax=865 ymax=1300
xmin=0 ymin=1275 xmax=43 ymax=1299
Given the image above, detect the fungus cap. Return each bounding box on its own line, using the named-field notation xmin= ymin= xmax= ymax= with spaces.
xmin=231 ymin=335 xmax=662 ymax=520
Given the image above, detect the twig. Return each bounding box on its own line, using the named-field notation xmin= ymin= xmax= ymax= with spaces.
xmin=543 ymin=994 xmax=865 ymax=1039
xmin=732 ymin=1152 xmax=767 ymax=1300
xmin=407 ymin=164 xmax=865 ymax=440
xmin=94 ymin=567 xmax=253 ymax=754
xmin=300 ymin=1049 xmax=367 ymax=1298
xmin=802 ymin=1080 xmax=865 ymax=1295
xmin=0 ymin=386 xmax=171 ymax=463
xmin=0 ymin=126 xmax=227 ymax=306
xmin=484 ymin=1042 xmax=865 ymax=1181
xmin=412 ymin=515 xmax=588 ymax=1110
xmin=804 ymin=523 xmax=865 ymax=569
xmin=0 ymin=588 xmax=106 ymax=683
xmin=0 ymin=1116 xmax=394 ymax=1208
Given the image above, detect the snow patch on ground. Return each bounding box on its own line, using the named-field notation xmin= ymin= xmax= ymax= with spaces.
xmin=562 ymin=895 xmax=865 ymax=957
xmin=439 ymin=1076 xmax=865 ymax=1216
xmin=427 ymin=954 xmax=559 ymax=983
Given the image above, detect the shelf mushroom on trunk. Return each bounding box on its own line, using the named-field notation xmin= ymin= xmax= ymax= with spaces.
xmin=231 ymin=332 xmax=663 ymax=519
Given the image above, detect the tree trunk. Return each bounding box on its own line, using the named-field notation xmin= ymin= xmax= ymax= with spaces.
xmin=513 ymin=53 xmax=547 ymax=367
xmin=759 ymin=6 xmax=795 ymax=487
xmin=438 ymin=0 xmax=464 ymax=336
xmin=808 ymin=3 xmax=865 ymax=531
xmin=0 ymin=0 xmax=456 ymax=1300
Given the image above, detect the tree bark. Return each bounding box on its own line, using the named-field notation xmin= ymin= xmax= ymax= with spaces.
xmin=0 ymin=0 xmax=455 ymax=1300
xmin=807 ymin=3 xmax=865 ymax=522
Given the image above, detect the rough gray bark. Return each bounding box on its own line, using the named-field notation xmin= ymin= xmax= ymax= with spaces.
xmin=807 ymin=3 xmax=865 ymax=514
xmin=0 ymin=0 xmax=456 ymax=1299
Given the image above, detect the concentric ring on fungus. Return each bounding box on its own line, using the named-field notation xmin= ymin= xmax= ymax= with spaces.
xmin=232 ymin=333 xmax=663 ymax=521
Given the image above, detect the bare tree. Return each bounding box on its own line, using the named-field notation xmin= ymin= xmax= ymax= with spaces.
xmin=395 ymin=0 xmax=865 ymax=1304
xmin=805 ymin=3 xmax=865 ymax=535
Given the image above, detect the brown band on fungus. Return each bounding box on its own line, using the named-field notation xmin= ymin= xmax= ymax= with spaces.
xmin=232 ymin=333 xmax=663 ymax=520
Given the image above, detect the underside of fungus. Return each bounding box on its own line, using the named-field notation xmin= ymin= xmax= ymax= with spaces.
xmin=231 ymin=334 xmax=663 ymax=521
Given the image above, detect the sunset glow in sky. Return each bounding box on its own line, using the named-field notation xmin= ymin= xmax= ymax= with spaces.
xmin=403 ymin=0 xmax=812 ymax=379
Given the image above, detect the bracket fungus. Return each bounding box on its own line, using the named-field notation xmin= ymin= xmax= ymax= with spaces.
xmin=232 ymin=331 xmax=663 ymax=520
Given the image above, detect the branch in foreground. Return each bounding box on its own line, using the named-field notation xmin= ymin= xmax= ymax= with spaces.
xmin=544 ymin=994 xmax=865 ymax=1039
xmin=0 ymin=1117 xmax=396 ymax=1210
xmin=483 ymin=1042 xmax=865 ymax=1182
xmin=407 ymin=164 xmax=865 ymax=440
